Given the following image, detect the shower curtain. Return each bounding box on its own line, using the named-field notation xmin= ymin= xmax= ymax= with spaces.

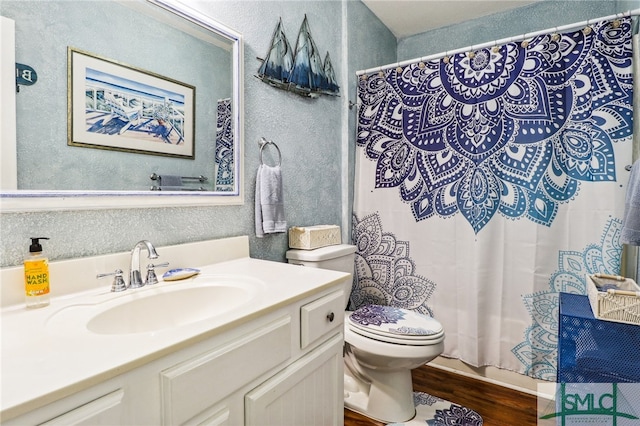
xmin=353 ymin=18 xmax=634 ymax=379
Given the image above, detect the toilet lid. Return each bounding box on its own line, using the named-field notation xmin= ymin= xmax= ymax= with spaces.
xmin=348 ymin=305 xmax=444 ymax=344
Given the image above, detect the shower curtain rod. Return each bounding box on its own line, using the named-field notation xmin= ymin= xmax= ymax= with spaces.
xmin=356 ymin=8 xmax=640 ymax=76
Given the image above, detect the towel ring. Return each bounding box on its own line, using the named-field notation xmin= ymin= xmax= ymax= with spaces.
xmin=259 ymin=137 xmax=282 ymax=167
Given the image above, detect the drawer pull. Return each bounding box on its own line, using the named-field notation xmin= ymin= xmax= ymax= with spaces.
xmin=327 ymin=312 xmax=335 ymax=322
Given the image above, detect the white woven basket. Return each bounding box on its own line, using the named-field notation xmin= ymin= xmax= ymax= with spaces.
xmin=586 ymin=274 xmax=640 ymax=325
xmin=288 ymin=225 xmax=341 ymax=250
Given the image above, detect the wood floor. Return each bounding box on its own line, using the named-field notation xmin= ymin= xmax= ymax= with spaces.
xmin=344 ymin=365 xmax=538 ymax=426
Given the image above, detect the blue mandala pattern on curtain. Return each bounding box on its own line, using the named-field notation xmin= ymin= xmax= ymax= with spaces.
xmin=511 ymin=218 xmax=624 ymax=380
xmin=351 ymin=212 xmax=436 ymax=316
xmin=356 ymin=19 xmax=633 ymax=233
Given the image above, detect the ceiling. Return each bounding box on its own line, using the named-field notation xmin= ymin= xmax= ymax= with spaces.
xmin=361 ymin=0 xmax=539 ymax=39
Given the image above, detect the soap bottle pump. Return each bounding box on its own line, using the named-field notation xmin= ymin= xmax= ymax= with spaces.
xmin=24 ymin=237 xmax=50 ymax=309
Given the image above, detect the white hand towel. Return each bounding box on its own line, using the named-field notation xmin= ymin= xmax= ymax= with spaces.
xmin=255 ymin=164 xmax=286 ymax=238
xmin=621 ymin=160 xmax=640 ymax=245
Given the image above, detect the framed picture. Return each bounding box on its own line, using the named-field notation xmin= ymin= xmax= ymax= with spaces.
xmin=68 ymin=47 xmax=195 ymax=159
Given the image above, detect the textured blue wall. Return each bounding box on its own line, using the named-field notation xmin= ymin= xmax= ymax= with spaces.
xmin=346 ymin=0 xmax=397 ymax=239
xmin=0 ymin=0 xmax=352 ymax=266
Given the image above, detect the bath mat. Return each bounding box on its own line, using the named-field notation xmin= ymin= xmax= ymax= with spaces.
xmin=387 ymin=392 xmax=483 ymax=426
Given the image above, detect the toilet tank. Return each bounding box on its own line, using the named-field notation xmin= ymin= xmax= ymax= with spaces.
xmin=286 ymin=244 xmax=357 ymax=308
xmin=286 ymin=244 xmax=357 ymax=274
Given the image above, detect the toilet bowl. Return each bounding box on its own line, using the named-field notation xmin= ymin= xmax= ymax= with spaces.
xmin=286 ymin=244 xmax=445 ymax=423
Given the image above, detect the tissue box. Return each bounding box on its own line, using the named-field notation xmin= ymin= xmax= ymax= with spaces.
xmin=289 ymin=225 xmax=341 ymax=249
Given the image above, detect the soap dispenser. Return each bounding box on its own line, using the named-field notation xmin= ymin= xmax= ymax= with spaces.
xmin=24 ymin=237 xmax=50 ymax=309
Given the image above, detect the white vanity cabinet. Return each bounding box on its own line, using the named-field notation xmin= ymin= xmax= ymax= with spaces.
xmin=3 ymin=288 xmax=345 ymax=426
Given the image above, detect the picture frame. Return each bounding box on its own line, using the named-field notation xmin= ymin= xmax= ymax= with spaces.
xmin=67 ymin=47 xmax=196 ymax=159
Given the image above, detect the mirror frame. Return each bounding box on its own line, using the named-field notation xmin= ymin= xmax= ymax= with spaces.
xmin=0 ymin=0 xmax=244 ymax=212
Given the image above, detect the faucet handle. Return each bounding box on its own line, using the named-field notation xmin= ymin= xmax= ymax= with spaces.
xmin=97 ymin=269 xmax=127 ymax=292
xmin=145 ymin=262 xmax=170 ymax=285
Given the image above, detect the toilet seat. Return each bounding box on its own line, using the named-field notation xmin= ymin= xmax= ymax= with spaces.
xmin=347 ymin=305 xmax=444 ymax=346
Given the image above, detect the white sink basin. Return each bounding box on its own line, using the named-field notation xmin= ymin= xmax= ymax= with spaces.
xmin=88 ymin=284 xmax=250 ymax=334
xmin=46 ymin=276 xmax=262 ymax=335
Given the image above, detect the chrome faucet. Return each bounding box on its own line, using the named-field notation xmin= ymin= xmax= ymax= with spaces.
xmin=129 ymin=240 xmax=159 ymax=288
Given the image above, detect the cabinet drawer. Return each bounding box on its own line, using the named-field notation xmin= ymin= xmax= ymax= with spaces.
xmin=161 ymin=316 xmax=291 ymax=425
xmin=39 ymin=389 xmax=124 ymax=426
xmin=301 ymin=290 xmax=344 ymax=349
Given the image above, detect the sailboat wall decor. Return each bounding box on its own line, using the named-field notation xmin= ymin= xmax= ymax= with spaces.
xmin=256 ymin=15 xmax=339 ymax=98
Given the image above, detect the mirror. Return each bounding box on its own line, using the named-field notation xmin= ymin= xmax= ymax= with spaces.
xmin=0 ymin=0 xmax=243 ymax=211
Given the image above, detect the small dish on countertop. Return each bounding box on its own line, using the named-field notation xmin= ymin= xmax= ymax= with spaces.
xmin=163 ymin=268 xmax=201 ymax=281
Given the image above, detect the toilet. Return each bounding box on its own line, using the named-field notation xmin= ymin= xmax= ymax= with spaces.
xmin=286 ymin=244 xmax=445 ymax=423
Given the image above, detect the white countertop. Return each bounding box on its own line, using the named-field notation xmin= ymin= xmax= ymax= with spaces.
xmin=0 ymin=238 xmax=349 ymax=421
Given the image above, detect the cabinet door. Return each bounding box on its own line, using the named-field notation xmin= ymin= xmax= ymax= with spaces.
xmin=161 ymin=316 xmax=292 ymax=425
xmin=181 ymin=401 xmax=232 ymax=426
xmin=245 ymin=333 xmax=344 ymax=426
